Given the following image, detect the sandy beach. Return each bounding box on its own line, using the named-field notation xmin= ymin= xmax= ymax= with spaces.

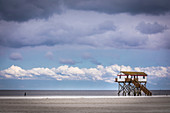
xmin=0 ymin=96 xmax=170 ymax=113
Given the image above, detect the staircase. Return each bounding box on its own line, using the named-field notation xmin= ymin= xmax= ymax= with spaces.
xmin=132 ymin=79 xmax=152 ymax=96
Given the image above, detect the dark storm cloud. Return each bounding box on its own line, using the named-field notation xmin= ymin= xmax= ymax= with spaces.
xmin=0 ymin=0 xmax=169 ymax=49
xmin=136 ymin=22 xmax=168 ymax=34
xmin=1 ymin=0 xmax=170 ymax=22
xmin=64 ymin=0 xmax=170 ymax=15
xmin=0 ymin=0 xmax=62 ymax=21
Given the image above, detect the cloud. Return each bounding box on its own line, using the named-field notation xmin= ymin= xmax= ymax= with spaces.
xmin=45 ymin=51 xmax=54 ymax=60
xmin=1 ymin=0 xmax=170 ymax=22
xmin=59 ymin=58 xmax=76 ymax=65
xmin=134 ymin=66 xmax=170 ymax=78
xmin=0 ymin=10 xmax=169 ymax=49
xmin=0 ymin=65 xmax=169 ymax=83
xmin=136 ymin=22 xmax=168 ymax=34
xmin=0 ymin=0 xmax=62 ymax=22
xmin=0 ymin=14 xmax=118 ymax=48
xmin=0 ymin=65 xmax=32 ymax=79
xmin=96 ymin=21 xmax=117 ymax=33
xmin=9 ymin=52 xmax=23 ymax=60
xmin=82 ymin=52 xmax=92 ymax=59
xmin=90 ymin=59 xmax=101 ymax=65
xmin=81 ymin=52 xmax=101 ymax=65
xmin=63 ymin=0 xmax=170 ymax=15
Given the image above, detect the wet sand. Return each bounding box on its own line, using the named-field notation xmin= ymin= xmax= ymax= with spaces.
xmin=0 ymin=96 xmax=170 ymax=113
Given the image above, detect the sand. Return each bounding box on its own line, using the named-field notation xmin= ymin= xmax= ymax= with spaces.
xmin=0 ymin=96 xmax=170 ymax=113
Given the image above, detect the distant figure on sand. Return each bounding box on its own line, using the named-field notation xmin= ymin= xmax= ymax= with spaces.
xmin=24 ymin=92 xmax=26 ymax=96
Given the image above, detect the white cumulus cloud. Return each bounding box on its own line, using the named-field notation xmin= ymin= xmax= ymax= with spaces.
xmin=0 ymin=65 xmax=169 ymax=83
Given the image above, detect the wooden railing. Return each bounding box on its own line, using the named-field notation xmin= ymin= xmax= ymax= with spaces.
xmin=132 ymin=79 xmax=152 ymax=96
xmin=134 ymin=78 xmax=138 ymax=81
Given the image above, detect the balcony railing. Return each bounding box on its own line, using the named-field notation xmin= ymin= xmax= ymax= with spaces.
xmin=125 ymin=78 xmax=132 ymax=82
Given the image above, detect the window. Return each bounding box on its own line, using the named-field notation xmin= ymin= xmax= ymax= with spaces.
xmin=119 ymin=76 xmax=121 ymax=79
xmin=143 ymin=76 xmax=145 ymax=79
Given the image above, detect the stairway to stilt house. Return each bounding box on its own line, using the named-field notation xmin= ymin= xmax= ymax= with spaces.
xmin=132 ymin=80 xmax=152 ymax=96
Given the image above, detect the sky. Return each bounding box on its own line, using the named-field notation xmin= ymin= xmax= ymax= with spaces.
xmin=0 ymin=0 xmax=170 ymax=90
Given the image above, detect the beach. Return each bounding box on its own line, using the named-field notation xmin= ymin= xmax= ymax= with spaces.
xmin=0 ymin=96 xmax=170 ymax=113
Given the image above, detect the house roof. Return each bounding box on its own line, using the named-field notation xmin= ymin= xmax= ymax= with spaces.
xmin=120 ymin=71 xmax=147 ymax=76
